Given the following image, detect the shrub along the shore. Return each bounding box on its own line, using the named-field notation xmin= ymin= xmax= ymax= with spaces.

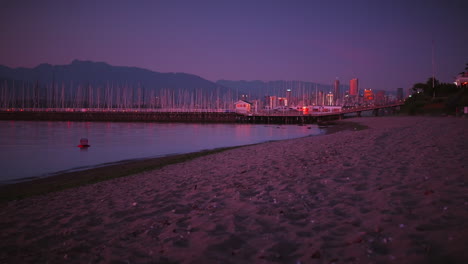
xmin=402 ymin=77 xmax=468 ymax=115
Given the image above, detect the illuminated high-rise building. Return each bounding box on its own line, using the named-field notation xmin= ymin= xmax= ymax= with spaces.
xmin=363 ymin=89 xmax=374 ymax=101
xmin=286 ymin=89 xmax=292 ymax=106
xmin=349 ymin=78 xmax=359 ymax=96
xmin=333 ymin=79 xmax=340 ymax=103
xmin=318 ymin=91 xmax=324 ymax=106
xmin=278 ymin=97 xmax=287 ymax=106
xmin=265 ymin=95 xmax=277 ymax=109
xmin=326 ymin=92 xmax=334 ymax=106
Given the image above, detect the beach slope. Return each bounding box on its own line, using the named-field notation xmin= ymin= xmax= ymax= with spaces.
xmin=1 ymin=116 xmax=467 ymax=263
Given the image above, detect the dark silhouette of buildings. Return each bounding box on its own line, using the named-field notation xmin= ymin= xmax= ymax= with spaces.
xmin=397 ymin=88 xmax=403 ymax=101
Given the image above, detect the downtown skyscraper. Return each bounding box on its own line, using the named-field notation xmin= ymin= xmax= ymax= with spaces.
xmin=333 ymin=79 xmax=340 ymax=104
xmin=349 ymin=78 xmax=359 ymax=96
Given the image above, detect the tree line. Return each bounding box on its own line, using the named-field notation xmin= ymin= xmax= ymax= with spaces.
xmin=405 ymin=63 xmax=468 ymax=115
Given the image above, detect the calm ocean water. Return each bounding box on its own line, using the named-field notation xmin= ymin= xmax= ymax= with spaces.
xmin=0 ymin=121 xmax=323 ymax=184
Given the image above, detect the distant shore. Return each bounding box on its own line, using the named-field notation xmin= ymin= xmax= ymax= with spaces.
xmin=1 ymin=116 xmax=467 ymax=263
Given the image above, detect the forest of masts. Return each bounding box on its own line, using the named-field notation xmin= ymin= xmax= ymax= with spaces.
xmin=0 ymin=80 xmax=240 ymax=111
xmin=0 ymin=80 xmax=340 ymax=111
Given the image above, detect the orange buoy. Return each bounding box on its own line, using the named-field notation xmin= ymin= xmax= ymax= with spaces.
xmin=78 ymin=138 xmax=90 ymax=148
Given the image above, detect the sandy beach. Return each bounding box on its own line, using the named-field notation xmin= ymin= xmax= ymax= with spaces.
xmin=1 ymin=116 xmax=467 ymax=264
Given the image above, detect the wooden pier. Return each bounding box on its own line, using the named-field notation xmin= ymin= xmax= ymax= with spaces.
xmin=0 ymin=103 xmax=402 ymax=124
xmin=0 ymin=110 xmax=329 ymax=124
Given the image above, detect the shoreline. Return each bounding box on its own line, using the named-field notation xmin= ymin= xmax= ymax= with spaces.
xmin=0 ymin=120 xmax=364 ymax=202
xmin=0 ymin=116 xmax=467 ymax=263
xmin=0 ymin=146 xmax=237 ymax=202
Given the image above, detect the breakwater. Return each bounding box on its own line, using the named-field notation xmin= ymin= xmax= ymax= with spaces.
xmin=0 ymin=111 xmax=341 ymax=124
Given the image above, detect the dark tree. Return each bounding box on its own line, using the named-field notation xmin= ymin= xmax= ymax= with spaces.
xmin=426 ymin=77 xmax=440 ymax=88
xmin=412 ymin=82 xmax=427 ymax=94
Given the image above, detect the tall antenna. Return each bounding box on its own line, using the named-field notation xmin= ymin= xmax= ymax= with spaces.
xmin=432 ymin=40 xmax=435 ymax=98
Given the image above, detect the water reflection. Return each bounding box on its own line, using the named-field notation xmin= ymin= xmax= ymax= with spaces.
xmin=0 ymin=121 xmax=323 ymax=183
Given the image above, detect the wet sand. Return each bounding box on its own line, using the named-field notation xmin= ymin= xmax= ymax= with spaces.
xmin=1 ymin=116 xmax=467 ymax=263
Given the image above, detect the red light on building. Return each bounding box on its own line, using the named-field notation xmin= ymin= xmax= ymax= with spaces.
xmin=364 ymin=89 xmax=374 ymax=101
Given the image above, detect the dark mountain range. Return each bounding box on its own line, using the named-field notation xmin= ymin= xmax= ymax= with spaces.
xmin=0 ymin=60 xmax=364 ymax=109
xmin=0 ymin=60 xmax=221 ymax=92
xmin=0 ymin=60 xmax=234 ymax=109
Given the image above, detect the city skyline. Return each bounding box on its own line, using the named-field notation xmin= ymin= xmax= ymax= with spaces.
xmin=1 ymin=0 xmax=467 ymax=92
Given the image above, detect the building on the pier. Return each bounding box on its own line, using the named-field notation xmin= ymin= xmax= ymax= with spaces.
xmin=250 ymin=99 xmax=261 ymax=113
xmin=264 ymin=96 xmax=289 ymax=109
xmin=234 ymin=100 xmax=252 ymax=114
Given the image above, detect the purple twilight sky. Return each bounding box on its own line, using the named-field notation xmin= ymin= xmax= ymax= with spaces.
xmin=1 ymin=0 xmax=467 ymax=91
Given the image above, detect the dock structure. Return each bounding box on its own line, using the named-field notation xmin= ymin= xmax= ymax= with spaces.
xmin=0 ymin=103 xmax=403 ymax=124
xmin=0 ymin=111 xmax=335 ymax=124
xmin=0 ymin=110 xmax=239 ymax=123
